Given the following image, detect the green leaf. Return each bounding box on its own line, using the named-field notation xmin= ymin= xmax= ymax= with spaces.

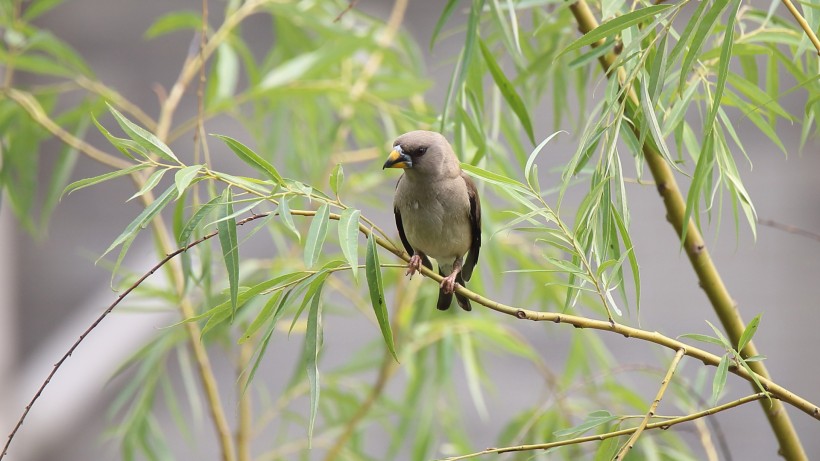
xmin=174 ymin=164 xmax=202 ymax=198
xmin=278 ymin=196 xmax=301 ymax=242
xmin=461 ymin=163 xmax=530 ymax=194
xmin=365 ymin=230 xmax=398 ymax=361
xmin=107 ymin=103 xmax=179 ymax=164
xmin=177 ymin=196 xmax=220 ymax=245
xmin=711 ymin=354 xmax=729 ymax=405
xmin=558 ymin=5 xmax=673 ymax=57
xmin=99 ymin=184 xmax=177 ymax=260
xmin=144 ymin=11 xmax=202 ymax=39
xmin=329 ymin=163 xmax=344 ymax=198
xmin=338 ymin=208 xmax=361 ymax=284
xmin=568 ymin=37 xmax=616 ymax=69
xmin=213 ymin=134 xmax=284 ymax=185
xmin=679 ymin=0 xmax=730 ymax=91
xmin=430 ymin=0 xmax=460 ymax=50
xmin=22 ymin=0 xmax=64 ymax=20
xmin=304 ymin=203 xmax=330 ymax=269
xmin=305 ymin=283 xmax=323 ymax=447
xmin=92 ymin=114 xmax=142 ymax=161
xmin=478 ymin=38 xmax=535 ymax=144
xmin=640 ymin=75 xmax=681 ymax=173
xmin=704 ymin=0 xmax=741 ymax=138
xmin=217 ymin=187 xmax=239 ymax=319
xmin=62 ymin=163 xmax=150 ymax=199
xmin=738 ymin=313 xmax=762 ymax=353
xmin=554 ymin=410 xmax=619 ymax=438
xmin=679 ymin=333 xmax=726 ymax=347
xmin=127 ymin=168 xmax=168 ymax=202
xmin=524 ymin=131 xmax=565 ymax=190
xmin=440 ymin=0 xmax=485 ymax=132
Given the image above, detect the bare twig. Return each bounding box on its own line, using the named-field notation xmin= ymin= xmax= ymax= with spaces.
xmin=0 ymin=212 xmax=270 ymax=460
xmin=614 ymin=348 xmax=686 ymax=459
xmin=758 ymin=218 xmax=820 ymax=243
xmin=334 ymin=0 xmax=360 ymax=22
xmin=439 ymin=393 xmax=769 ymax=461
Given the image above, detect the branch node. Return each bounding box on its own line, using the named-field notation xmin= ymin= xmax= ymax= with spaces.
xmin=553 ymin=315 xmax=561 ymax=323
xmin=515 ymin=309 xmax=527 ymax=319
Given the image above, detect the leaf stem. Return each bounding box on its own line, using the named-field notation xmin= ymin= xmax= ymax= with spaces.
xmin=614 ymin=348 xmax=685 ymax=459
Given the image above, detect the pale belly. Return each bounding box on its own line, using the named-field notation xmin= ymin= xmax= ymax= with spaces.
xmin=400 ymin=199 xmax=471 ymax=265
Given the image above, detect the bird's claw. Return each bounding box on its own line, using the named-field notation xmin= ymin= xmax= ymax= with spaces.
xmin=440 ymin=274 xmax=458 ymax=294
xmin=406 ymin=254 xmax=422 ymax=279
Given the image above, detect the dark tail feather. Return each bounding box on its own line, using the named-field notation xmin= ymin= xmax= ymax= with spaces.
xmin=454 ymin=271 xmax=471 ymax=311
xmin=437 ymin=267 xmax=453 ymax=310
xmin=437 ymin=290 xmax=453 ymax=310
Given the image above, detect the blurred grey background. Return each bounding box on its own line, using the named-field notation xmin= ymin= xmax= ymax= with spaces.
xmin=1 ymin=1 xmax=819 ymax=460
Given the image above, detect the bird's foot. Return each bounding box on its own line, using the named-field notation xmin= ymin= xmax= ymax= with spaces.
xmin=440 ymin=273 xmax=459 ymax=294
xmin=406 ymin=254 xmax=422 ymax=279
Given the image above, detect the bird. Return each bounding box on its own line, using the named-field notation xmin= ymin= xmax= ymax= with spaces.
xmin=382 ymin=130 xmax=481 ymax=311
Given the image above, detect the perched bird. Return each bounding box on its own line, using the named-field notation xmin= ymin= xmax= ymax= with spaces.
xmin=382 ymin=131 xmax=481 ymax=311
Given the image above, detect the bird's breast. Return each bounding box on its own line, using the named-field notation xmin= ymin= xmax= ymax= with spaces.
xmin=396 ymin=180 xmax=471 ymax=263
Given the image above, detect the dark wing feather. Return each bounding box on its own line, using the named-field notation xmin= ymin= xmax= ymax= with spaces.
xmin=461 ymin=172 xmax=481 ymax=281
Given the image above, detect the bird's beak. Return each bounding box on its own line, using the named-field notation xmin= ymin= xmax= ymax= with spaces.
xmin=383 ymin=146 xmax=412 ymax=169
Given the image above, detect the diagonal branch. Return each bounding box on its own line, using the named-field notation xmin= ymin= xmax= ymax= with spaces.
xmin=440 ymin=393 xmax=769 ymax=461
xmin=614 ymin=348 xmax=686 ymax=459
xmin=779 ymin=0 xmax=820 ymax=56
xmin=566 ymin=1 xmax=808 ymax=458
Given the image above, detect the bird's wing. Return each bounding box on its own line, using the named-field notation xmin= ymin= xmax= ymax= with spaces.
xmin=461 ymin=172 xmax=481 ymax=281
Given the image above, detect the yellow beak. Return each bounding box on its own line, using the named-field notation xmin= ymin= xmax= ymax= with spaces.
xmin=382 ymin=147 xmax=412 ymax=169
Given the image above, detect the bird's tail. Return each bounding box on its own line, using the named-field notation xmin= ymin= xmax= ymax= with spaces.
xmin=436 ymin=270 xmax=471 ymax=311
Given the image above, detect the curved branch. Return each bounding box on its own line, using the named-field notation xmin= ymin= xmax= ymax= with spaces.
xmin=5 ymin=204 xmax=819 ymax=459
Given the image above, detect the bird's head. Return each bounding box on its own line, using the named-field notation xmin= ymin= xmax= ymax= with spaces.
xmin=382 ymin=130 xmax=459 ymax=178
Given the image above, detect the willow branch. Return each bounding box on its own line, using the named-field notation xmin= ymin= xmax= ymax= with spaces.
xmin=614 ymin=348 xmax=686 ymax=459
xmin=567 ymin=0 xmax=808 ymax=458
xmin=237 ymin=340 xmax=253 ymax=461
xmin=6 ymin=203 xmax=820 ymax=458
xmin=780 ymin=0 xmax=820 ymax=56
xmin=333 ymin=0 xmax=409 ymax=148
xmin=758 ymin=218 xmax=820 ymax=243
xmin=440 ymin=393 xmax=769 ymax=461
xmin=4 ymin=88 xmax=132 ymax=170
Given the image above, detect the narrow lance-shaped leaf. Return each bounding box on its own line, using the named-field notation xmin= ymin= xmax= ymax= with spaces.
xmin=365 ymin=230 xmax=398 ymax=361
xmin=738 ymin=313 xmax=762 ymax=353
xmin=174 ymin=164 xmax=203 ymax=198
xmin=711 ymin=354 xmax=729 ymax=405
xmin=329 ymin=163 xmax=344 ymax=198
xmin=430 ymin=0 xmax=460 ymax=50
xmin=479 ymin=38 xmax=535 ymax=144
xmin=679 ymin=0 xmax=730 ymax=92
xmin=107 ymin=103 xmax=180 ymax=164
xmin=557 ymin=5 xmax=673 ymax=57
xmin=62 ymin=163 xmax=151 ymax=199
xmin=217 ymin=187 xmax=239 ymax=318
xmin=213 ymin=134 xmax=284 ymax=185
xmin=704 ymin=0 xmax=741 ymax=138
xmin=305 ymin=284 xmax=323 ymax=447
xmin=99 ymin=184 xmax=177 ymax=260
xmin=338 ymin=208 xmax=361 ymax=283
xmin=304 ymin=203 xmax=330 ymax=269
xmin=278 ymin=196 xmax=301 ymax=242
xmin=127 ymin=168 xmax=167 ymax=202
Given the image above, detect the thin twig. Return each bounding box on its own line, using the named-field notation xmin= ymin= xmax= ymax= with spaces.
xmin=439 ymin=393 xmax=769 ymax=461
xmin=614 ymin=348 xmax=686 ymax=459
xmin=0 ymin=212 xmax=269 ymax=460
xmin=758 ymin=218 xmax=820 ymax=243
xmin=334 ymin=0 xmax=359 ymax=22
xmin=237 ymin=340 xmax=253 ymax=461
xmin=780 ymin=0 xmax=820 ymax=56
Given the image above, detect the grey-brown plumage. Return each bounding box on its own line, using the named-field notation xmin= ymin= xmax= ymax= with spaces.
xmin=382 ymin=130 xmax=481 ymax=311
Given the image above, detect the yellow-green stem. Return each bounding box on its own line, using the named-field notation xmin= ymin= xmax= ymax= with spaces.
xmin=567 ymin=1 xmax=807 ymax=458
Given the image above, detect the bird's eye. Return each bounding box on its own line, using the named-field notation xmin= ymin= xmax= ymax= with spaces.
xmin=417 ymin=147 xmax=427 ymax=155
